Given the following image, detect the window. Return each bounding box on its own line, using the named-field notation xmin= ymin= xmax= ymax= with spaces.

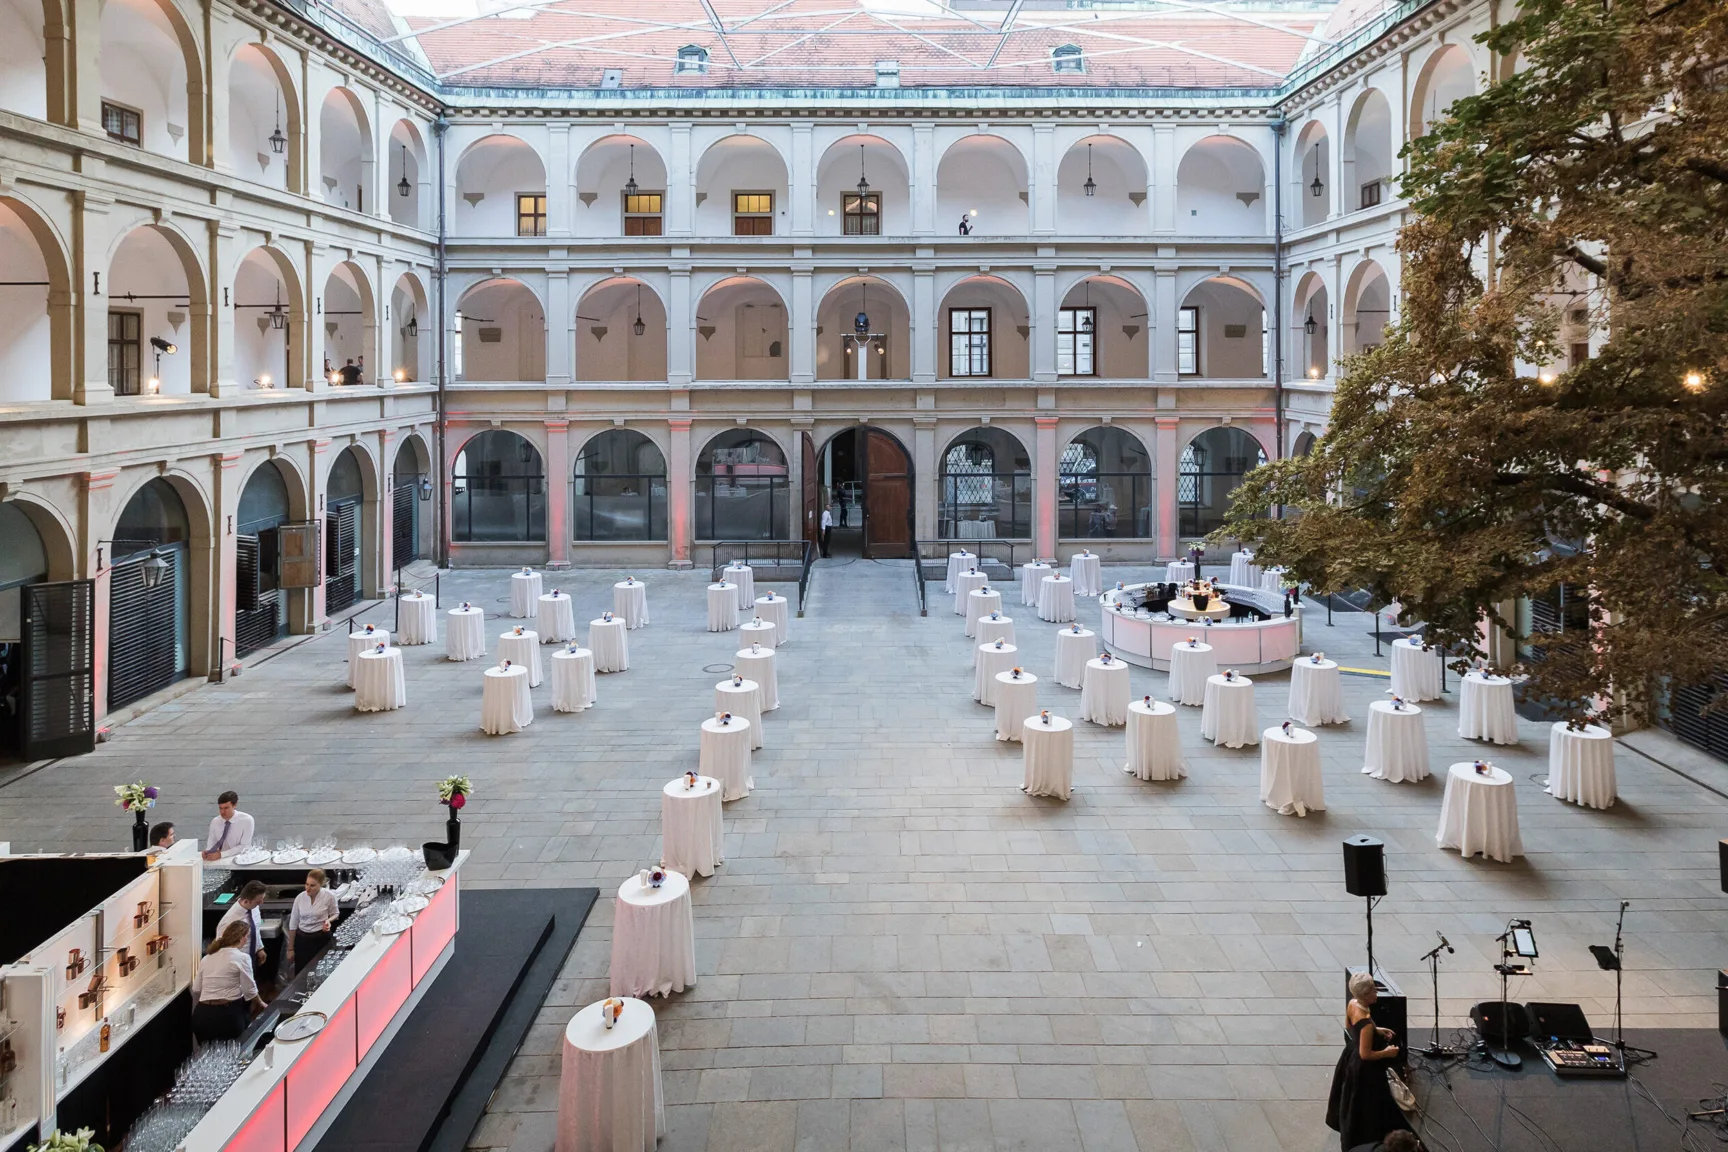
xmin=948 ymin=309 xmax=992 ymax=377
xmin=842 ymin=192 xmax=881 ymax=236
xmin=1360 ymin=180 xmax=1383 ymax=210
xmin=623 ymin=192 xmax=664 ymax=236
xmin=1057 ymin=308 xmax=1096 ymax=376
xmin=108 ymin=311 xmax=141 ymax=395
xmin=452 ymin=430 xmax=546 ymax=542
xmin=1569 ymin=342 xmax=1591 ymax=369
xmin=574 ymin=429 xmax=668 ymax=541
xmin=1177 ymin=306 xmax=1199 ymax=375
xmin=939 ymin=428 xmax=1031 ymax=539
xmin=675 ymin=45 xmax=709 ymax=75
xmin=515 ymin=193 xmax=548 ymax=237
xmin=1052 ymin=44 xmax=1085 ymax=74
xmin=1059 ymin=427 xmax=1150 ymax=538
xmin=694 ymin=430 xmax=789 ymax=540
xmin=102 ymin=101 xmax=141 ymax=145
xmin=733 ymin=192 xmax=773 ymax=236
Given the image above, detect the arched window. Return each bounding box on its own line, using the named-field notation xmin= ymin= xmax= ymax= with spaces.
xmin=453 ymin=431 xmax=546 ymax=542
xmin=695 ymin=430 xmax=787 ymax=540
xmin=574 ymin=430 xmax=668 ymax=541
xmin=1179 ymin=428 xmax=1267 ymax=538
xmin=675 ymin=45 xmax=709 ymax=75
xmin=1051 ymin=44 xmax=1084 ymax=74
xmin=1059 ymin=427 xmax=1151 ymax=539
xmin=939 ymin=428 xmax=1030 ymax=539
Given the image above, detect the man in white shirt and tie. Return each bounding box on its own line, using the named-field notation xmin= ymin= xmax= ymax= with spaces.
xmin=203 ymin=791 xmax=256 ymax=861
xmin=216 ymin=879 xmax=270 ymax=971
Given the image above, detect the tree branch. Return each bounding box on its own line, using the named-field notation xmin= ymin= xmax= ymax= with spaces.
xmin=1565 ymin=246 xmax=1609 ymax=278
xmin=1492 ymin=471 xmax=1657 ymax=520
xmin=1682 ymin=156 xmax=1728 ymax=185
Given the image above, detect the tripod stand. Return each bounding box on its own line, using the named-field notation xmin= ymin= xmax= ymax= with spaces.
xmin=1480 ymin=921 xmax=1534 ymax=1070
xmin=1590 ymin=900 xmax=1658 ymax=1063
xmin=1418 ymin=933 xmax=1461 ymax=1058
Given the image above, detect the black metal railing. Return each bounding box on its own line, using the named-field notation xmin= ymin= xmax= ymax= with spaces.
xmin=911 ymin=538 xmax=1024 ymax=617
xmin=708 ymin=540 xmax=816 ymax=617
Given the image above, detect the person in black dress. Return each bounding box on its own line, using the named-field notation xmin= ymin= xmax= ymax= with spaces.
xmin=1327 ymin=972 xmax=1413 ymax=1151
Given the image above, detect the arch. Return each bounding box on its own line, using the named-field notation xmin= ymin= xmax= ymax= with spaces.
xmin=574 ymin=134 xmax=668 ymax=238
xmin=321 ymin=443 xmax=377 ymax=611
xmin=452 ymin=429 xmax=546 ymax=542
xmin=1293 ymin=430 xmax=1318 ymax=457
xmin=1293 ymin=119 xmax=1330 ymax=227
xmin=387 ymin=119 xmax=429 ymax=229
xmin=936 ymin=134 xmax=1028 ymax=235
xmin=574 ymin=428 xmax=668 ymax=542
xmin=0 ymin=500 xmax=50 ymax=596
xmin=1343 ymin=259 xmax=1393 ymax=355
xmin=939 ymin=426 xmax=1032 ymax=540
xmin=106 ymin=222 xmax=207 ymax=396
xmin=937 ymin=274 xmax=1030 ymax=379
xmin=1179 ymin=426 xmax=1268 ymax=538
xmin=1178 ymin=275 xmax=1266 ymax=379
xmin=576 ymin=276 xmax=666 ymax=382
xmin=0 ymin=194 xmax=72 ymax=402
xmin=694 ymin=275 xmax=787 ymax=381
xmin=317 ymin=86 xmax=374 ymax=212
xmin=1175 ymin=135 xmax=1268 ymax=236
xmin=233 ymin=245 xmax=303 ymax=391
xmin=694 ymin=134 xmax=788 ymax=236
xmin=815 ymin=134 xmax=910 ymax=237
xmin=694 ymin=427 xmax=789 ymax=541
xmin=815 ymin=275 xmax=909 ymax=381
xmin=96 ymin=0 xmax=203 ymax=165
xmin=1056 ymin=135 xmax=1148 ymax=235
xmin=1292 ymin=270 xmax=1329 ymax=380
xmin=1411 ymin=44 xmax=1476 ymax=139
xmin=1 ymin=493 xmax=76 ymax=581
xmin=227 ymin=43 xmax=297 ymax=191
xmin=321 ymin=261 xmax=376 ymax=384
xmin=454 ymin=278 xmax=545 ymax=382
xmin=1057 ymin=274 xmax=1148 ymax=378
xmin=393 ymin=434 xmax=429 ymax=481
xmin=454 ymin=134 xmax=547 ymax=237
xmin=1344 ymin=87 xmax=1394 ymax=211
xmin=0 ymin=0 xmax=47 ymax=119
xmin=1059 ymin=425 xmax=1152 ymax=539
xmin=389 ymin=271 xmax=429 ymax=383
xmin=233 ymin=457 xmax=298 ymax=655
xmin=108 ymin=475 xmax=201 ymax=709
xmin=390 ymin=433 xmax=432 ymax=563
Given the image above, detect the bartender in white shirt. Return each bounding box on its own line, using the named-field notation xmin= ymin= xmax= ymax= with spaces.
xmin=286 ymin=868 xmax=339 ymax=974
xmin=191 ymin=921 xmax=266 ymax=1041
xmin=217 ymin=880 xmax=269 ymax=970
xmin=203 ymin=790 xmax=256 ymax=861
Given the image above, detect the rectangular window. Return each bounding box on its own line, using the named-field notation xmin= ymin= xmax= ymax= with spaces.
xmin=948 ymin=308 xmax=992 ymax=377
xmin=515 ymin=193 xmax=548 ymax=237
xmin=102 ymin=101 xmax=141 ymax=146
xmin=623 ymin=192 xmax=663 ymax=236
xmin=842 ymin=192 xmax=881 ymax=236
xmin=733 ymin=192 xmax=773 ymax=236
xmin=1177 ymin=307 xmax=1199 ymax=375
xmin=107 ymin=310 xmax=141 ymax=395
xmin=1569 ymin=341 xmax=1590 ymax=369
xmin=1056 ymin=308 xmax=1096 ymax=376
xmin=1360 ymin=181 xmax=1383 ymax=210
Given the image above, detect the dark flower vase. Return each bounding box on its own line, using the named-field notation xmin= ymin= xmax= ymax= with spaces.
xmin=131 ymin=810 xmax=149 ymax=852
xmin=446 ymin=809 xmax=461 ymax=851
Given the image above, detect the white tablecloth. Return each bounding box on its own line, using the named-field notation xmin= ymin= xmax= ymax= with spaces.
xmin=353 ymin=647 xmax=405 ymax=712
xmin=447 ymin=607 xmax=487 ymax=662
xmin=482 ymin=664 xmax=532 ymax=734
xmin=706 ymin=583 xmax=739 ymax=632
xmin=1459 ymin=672 xmax=1518 ymax=744
xmin=957 ymin=519 xmax=995 ymax=540
xmin=965 ymin=587 xmax=1001 ymax=637
xmin=556 ymin=997 xmax=663 ymax=1152
xmin=1390 ymin=637 xmax=1443 ymax=702
xmin=539 ymin=593 xmax=578 ymax=643
xmin=722 ymin=565 xmax=754 ymax=607
xmin=1125 ymin=699 xmax=1186 ymax=781
xmin=994 ymin=671 xmax=1038 ymax=743
xmin=1437 ymin=762 xmax=1524 ymax=862
xmin=1260 ymin=726 xmax=1324 ymax=815
xmin=1037 ymin=575 xmax=1076 ymax=623
xmin=612 ymin=581 xmax=649 ymax=630
xmin=754 ymin=593 xmax=789 ymax=642
xmin=1069 ymin=553 xmax=1102 ymax=598
xmin=974 ymin=642 xmax=1018 ymax=706
xmin=734 ymin=645 xmax=778 ymax=711
xmin=346 ymin=627 xmax=390 ymax=687
xmin=1053 ymin=626 xmax=1095 ymax=689
xmin=716 ymin=677 xmax=763 ymax=750
xmin=661 ymin=776 xmax=724 ymax=878
xmin=1022 ymin=713 xmax=1074 ymax=799
xmin=1364 ymin=700 xmax=1430 ymax=783
xmin=1260 ymin=567 xmax=1289 ymax=593
xmin=1166 ymin=560 xmax=1195 ymax=584
xmin=1019 ymin=562 xmax=1051 ymax=606
xmin=1168 ymin=641 xmax=1216 ymax=706
xmin=954 ymin=570 xmax=987 ymax=616
xmin=738 ymin=618 xmax=777 ymax=652
xmin=1228 ymin=552 xmax=1261 ymax=588
xmin=975 ymin=614 xmax=1016 ymax=658
xmin=510 ymin=570 xmax=542 ymax=618
xmin=589 ymin=618 xmax=630 ymax=672
xmin=397 ymin=593 xmax=436 ymax=645
xmin=551 ymin=647 xmax=597 ymax=713
xmin=609 ymin=871 xmax=695 ymax=997
xmin=945 ymin=551 xmax=976 ymax=594
xmin=498 ymin=628 xmax=544 ymax=687
xmin=1547 ymin=723 xmax=1616 ymax=808
xmin=699 ymin=716 xmax=753 ymax=801
xmin=1080 ymin=658 xmax=1131 ymax=726
xmin=1201 ymin=674 xmax=1259 ymax=748
xmin=1288 ymin=659 xmax=1349 ymax=726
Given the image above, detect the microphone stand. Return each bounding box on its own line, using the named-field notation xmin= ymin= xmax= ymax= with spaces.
xmin=1418 ymin=935 xmax=1460 ymax=1058
xmin=1595 ymin=901 xmax=1657 ymax=1063
xmin=1486 ymin=925 xmax=1525 ymax=1069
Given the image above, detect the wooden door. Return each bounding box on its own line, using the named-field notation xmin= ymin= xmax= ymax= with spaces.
xmin=862 ymin=428 xmax=912 ymax=559
xmin=801 ymin=431 xmax=819 ymax=554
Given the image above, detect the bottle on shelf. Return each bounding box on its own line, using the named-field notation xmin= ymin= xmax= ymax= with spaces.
xmin=99 ymin=1017 xmax=111 ymax=1053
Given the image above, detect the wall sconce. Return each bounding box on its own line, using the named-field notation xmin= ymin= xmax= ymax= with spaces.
xmin=419 ymin=476 xmax=433 ymax=501
xmin=139 ymin=550 xmax=169 ymax=589
xmin=1308 ymin=366 xmax=1321 ymax=380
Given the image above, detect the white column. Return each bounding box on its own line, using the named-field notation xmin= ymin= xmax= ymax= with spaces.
xmin=912 ymin=266 xmax=936 ymax=382
xmin=790 ymin=123 xmax=814 ymax=236
xmin=1031 ymin=125 xmax=1057 ymax=235
xmin=790 ymin=268 xmax=814 ymax=384
xmin=1031 ymin=267 xmax=1057 ymax=382
xmin=1153 ymin=270 xmax=1178 ymax=382
xmin=547 ymin=124 xmax=572 ymax=237
xmin=667 ymin=267 xmax=693 ymax=384
xmin=1152 ymin=127 xmax=1177 ymax=233
xmin=1327 ymin=93 xmax=1345 ymax=219
xmin=911 ymin=125 xmax=936 ymax=236
xmin=667 ymin=123 xmax=694 ymax=236
xmin=546 ymin=269 xmax=571 ymax=386
xmin=73 ymin=191 xmax=115 ymax=404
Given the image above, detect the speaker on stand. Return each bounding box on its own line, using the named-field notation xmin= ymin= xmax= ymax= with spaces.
xmin=1341 ymin=837 xmax=1405 ymax=1069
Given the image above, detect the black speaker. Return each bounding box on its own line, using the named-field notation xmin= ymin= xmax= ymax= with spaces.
xmin=1346 ymin=966 xmax=1407 ymax=1071
xmin=1472 ymin=1000 xmax=1531 ymax=1045
xmin=1718 ymin=970 xmax=1728 ymax=1037
xmin=1719 ymin=839 xmax=1728 ymax=893
xmin=1343 ymin=835 xmax=1387 ymax=897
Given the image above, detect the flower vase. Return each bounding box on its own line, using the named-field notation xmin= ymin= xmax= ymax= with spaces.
xmin=446 ymin=809 xmax=461 ymax=851
xmin=131 ymin=809 xmax=149 ymax=852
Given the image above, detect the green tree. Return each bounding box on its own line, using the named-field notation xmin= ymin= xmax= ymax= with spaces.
xmin=1225 ymin=0 xmax=1728 ymax=722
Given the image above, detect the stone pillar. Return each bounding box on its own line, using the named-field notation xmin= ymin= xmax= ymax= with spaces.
xmin=1153 ymin=270 xmax=1178 ymax=382
xmin=913 ymin=414 xmax=937 ymax=538
xmin=1031 ymin=267 xmax=1057 ymax=382
xmin=209 ymin=222 xmax=242 ymax=396
xmin=545 ymin=419 xmax=569 ymax=566
xmin=74 ymin=190 xmax=115 ymax=404
xmin=1327 ymin=253 xmax=1344 ymax=382
xmin=1152 ymin=127 xmax=1176 ymax=233
xmin=911 ymin=125 xmax=936 ymax=236
xmin=790 ymin=268 xmax=814 ymax=383
xmin=68 ymin=0 xmax=102 ymax=136
xmin=911 ymin=266 xmax=936 ymax=383
xmin=1031 ymin=125 xmax=1056 ymax=235
xmin=377 ymin=429 xmax=396 ymax=580
xmin=667 ymin=418 xmax=693 ymax=566
xmin=214 ymin=451 xmax=243 ymax=675
xmin=1155 ymin=416 xmax=1180 ymax=557
xmin=1034 ymin=416 xmax=1058 ymax=558
xmin=667 ymin=267 xmax=693 ymax=385
xmin=546 ymin=269 xmax=572 ymax=386
xmin=310 ymin=438 xmax=331 ymax=627
xmin=790 ymin=123 xmax=814 ymax=236
xmin=667 ymin=123 xmax=693 ymax=236
xmin=84 ymin=469 xmax=120 ymax=721
xmin=547 ymin=125 xmax=572 ymax=237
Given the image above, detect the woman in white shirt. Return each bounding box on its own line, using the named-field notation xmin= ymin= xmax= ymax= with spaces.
xmin=192 ymin=921 xmax=265 ymax=1041
xmin=286 ymin=868 xmax=339 ymax=974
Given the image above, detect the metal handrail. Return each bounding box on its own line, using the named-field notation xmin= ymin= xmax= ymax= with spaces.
xmin=708 ymin=539 xmax=816 ymax=617
xmin=911 ymin=538 xmax=1024 ymax=617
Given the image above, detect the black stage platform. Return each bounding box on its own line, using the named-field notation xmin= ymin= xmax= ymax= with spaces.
xmin=317 ymin=887 xmax=596 ymax=1152
xmin=1406 ymin=1029 xmax=1728 ymax=1151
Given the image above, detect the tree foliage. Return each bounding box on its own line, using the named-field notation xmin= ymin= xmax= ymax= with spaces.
xmin=1224 ymin=0 xmax=1728 ymax=722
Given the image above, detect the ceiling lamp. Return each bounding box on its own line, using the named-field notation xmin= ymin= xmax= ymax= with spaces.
xmin=1083 ymin=143 xmax=1096 ymax=197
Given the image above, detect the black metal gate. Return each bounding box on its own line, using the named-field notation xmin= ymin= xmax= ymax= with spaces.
xmin=234 ymin=533 xmax=284 ymax=658
xmin=1667 ymin=677 xmax=1728 ymax=762
xmin=325 ymin=502 xmax=360 ymax=614
xmin=108 ymin=550 xmax=185 ymax=711
xmin=392 ymin=483 xmax=418 ymax=566
xmin=21 ymin=579 xmax=95 ymax=759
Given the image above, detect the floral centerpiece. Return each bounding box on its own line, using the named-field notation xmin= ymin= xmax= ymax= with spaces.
xmin=31 ymin=1129 xmax=102 ymax=1152
xmin=115 ymin=782 xmax=159 ymax=851
xmin=437 ymin=775 xmax=473 ymax=851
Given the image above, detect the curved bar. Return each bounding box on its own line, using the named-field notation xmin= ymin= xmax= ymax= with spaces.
xmin=1098 ymin=582 xmax=1301 ymax=673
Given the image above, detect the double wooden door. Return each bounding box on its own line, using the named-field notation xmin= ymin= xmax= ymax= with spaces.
xmin=803 ymin=429 xmax=913 ymax=559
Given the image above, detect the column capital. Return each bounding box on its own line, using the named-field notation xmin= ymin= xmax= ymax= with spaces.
xmin=1034 ymin=415 xmax=1060 ymax=429
xmin=667 ymin=417 xmax=693 ymax=432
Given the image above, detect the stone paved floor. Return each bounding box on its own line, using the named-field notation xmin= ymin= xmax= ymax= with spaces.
xmin=3 ymin=558 xmax=1725 ymax=1152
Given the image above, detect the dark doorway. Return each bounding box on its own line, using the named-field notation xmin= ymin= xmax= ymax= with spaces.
xmin=813 ymin=428 xmax=913 ymax=559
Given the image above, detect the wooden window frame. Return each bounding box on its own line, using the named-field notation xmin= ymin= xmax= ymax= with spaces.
xmin=1056 ymin=307 xmax=1096 ymax=377
xmin=1359 ymin=181 xmax=1383 ymax=210
xmin=623 ymin=191 xmax=664 ymax=236
xmin=101 ymin=100 xmax=142 ymax=146
xmin=842 ymin=192 xmax=881 ymax=235
xmin=948 ymin=307 xmax=992 ymax=378
xmin=515 ymin=192 xmax=548 ymax=237
xmin=108 ymin=309 xmax=142 ymax=396
xmin=732 ymin=191 xmax=773 ymax=236
xmin=1177 ymin=306 xmax=1200 ymax=376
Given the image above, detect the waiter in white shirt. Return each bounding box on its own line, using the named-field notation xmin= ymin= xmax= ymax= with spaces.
xmin=819 ymin=505 xmax=833 ymax=558
xmin=217 ymin=880 xmax=269 ymax=971
xmin=203 ymin=790 xmax=256 ymax=861
xmin=192 ymin=921 xmax=266 ymax=1041
xmin=286 ymin=868 xmax=339 ymax=974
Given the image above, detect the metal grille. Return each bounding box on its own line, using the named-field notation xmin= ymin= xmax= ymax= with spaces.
xmin=325 ymin=502 xmax=360 ymax=614
xmin=1667 ymin=677 xmax=1728 ymax=761
xmin=108 ymin=552 xmax=183 ymax=710
xmin=392 ymin=483 xmax=418 ymax=565
xmin=234 ymin=535 xmax=283 ymax=657
xmin=22 ymin=580 xmax=95 ymax=759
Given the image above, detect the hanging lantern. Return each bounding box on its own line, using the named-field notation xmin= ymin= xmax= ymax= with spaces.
xmin=268 ymin=94 xmax=287 ymax=155
xmin=1303 ymin=313 xmax=1317 ymax=336
xmin=397 ymin=145 xmax=411 ymax=197
xmin=632 ymin=284 xmax=646 ymax=337
xmin=406 ymin=314 xmax=418 ymax=338
xmin=269 ymin=284 xmax=287 ymax=331
xmin=624 ymin=143 xmax=638 ymax=196
xmin=139 ymin=551 xmax=169 ymax=589
xmin=1083 ymin=142 xmax=1096 ymax=197
xmin=1309 ymin=151 xmax=1324 ymax=198
xmin=856 ymin=143 xmax=870 ymax=198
